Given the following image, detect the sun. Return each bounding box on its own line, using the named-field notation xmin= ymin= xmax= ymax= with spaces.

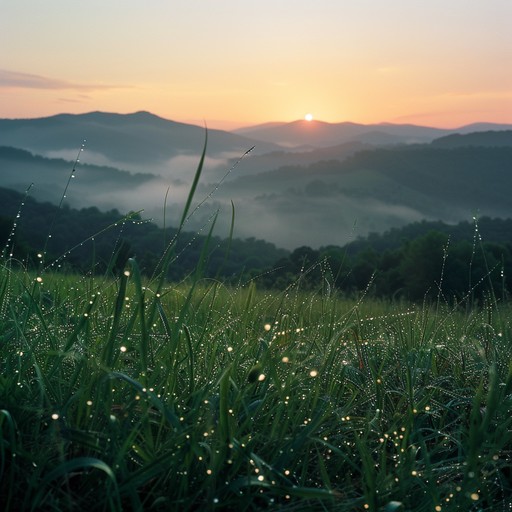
xmin=304 ymin=113 xmax=313 ymax=122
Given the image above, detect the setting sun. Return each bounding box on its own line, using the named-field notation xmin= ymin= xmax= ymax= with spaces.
xmin=305 ymin=113 xmax=313 ymax=122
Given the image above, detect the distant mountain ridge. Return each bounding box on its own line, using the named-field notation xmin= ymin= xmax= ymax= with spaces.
xmin=2 ymin=111 xmax=512 ymax=250
xmin=223 ymin=140 xmax=372 ymax=175
xmin=202 ymin=144 xmax=512 ymax=248
xmin=233 ymin=119 xmax=512 ymax=149
xmin=0 ymin=145 xmax=157 ymax=208
xmin=3 ymin=112 xmax=511 ymax=161
xmin=431 ymin=130 xmax=512 ymax=148
xmin=0 ymin=110 xmax=281 ymax=171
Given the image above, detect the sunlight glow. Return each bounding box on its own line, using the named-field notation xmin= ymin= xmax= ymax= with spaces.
xmin=305 ymin=113 xmax=313 ymax=122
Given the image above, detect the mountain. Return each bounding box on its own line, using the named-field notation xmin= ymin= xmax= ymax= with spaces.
xmin=0 ymin=111 xmax=281 ymax=178
xmin=233 ymin=119 xmax=512 ymax=149
xmin=235 ymin=121 xmax=288 ymax=134
xmin=196 ymin=145 xmax=512 ymax=249
xmin=431 ymin=130 xmax=512 ymax=148
xmin=454 ymin=123 xmax=512 ymax=133
xmin=223 ymin=140 xmax=372 ymax=175
xmin=2 ymin=111 xmax=512 ymax=251
xmin=232 ymin=119 xmax=447 ymax=148
xmin=0 ymin=145 xmax=157 ymax=208
xmin=0 ymin=186 xmax=288 ymax=277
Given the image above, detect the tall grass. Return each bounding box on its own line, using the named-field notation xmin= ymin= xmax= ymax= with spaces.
xmin=1 ymin=141 xmax=511 ymax=511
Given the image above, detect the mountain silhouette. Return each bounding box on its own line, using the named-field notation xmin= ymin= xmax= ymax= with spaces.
xmin=2 ymin=111 xmax=512 ymax=249
xmin=233 ymin=119 xmax=512 ymax=149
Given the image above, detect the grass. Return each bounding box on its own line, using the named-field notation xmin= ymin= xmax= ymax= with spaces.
xmin=1 ymin=141 xmax=512 ymax=511
xmin=1 ymin=262 xmax=511 ymax=511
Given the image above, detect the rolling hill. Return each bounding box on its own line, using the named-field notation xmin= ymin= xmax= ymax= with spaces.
xmin=198 ymin=144 xmax=512 ymax=249
xmin=0 ymin=145 xmax=159 ymax=208
xmin=431 ymin=130 xmax=512 ymax=148
xmin=0 ymin=111 xmax=280 ymax=178
xmin=233 ymin=119 xmax=512 ymax=149
xmin=1 ymin=112 xmax=512 ymax=250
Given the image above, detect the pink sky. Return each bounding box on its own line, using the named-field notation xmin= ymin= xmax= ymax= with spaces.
xmin=1 ymin=0 xmax=511 ymax=129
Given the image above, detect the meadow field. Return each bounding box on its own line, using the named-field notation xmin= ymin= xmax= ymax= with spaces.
xmin=1 ymin=253 xmax=511 ymax=511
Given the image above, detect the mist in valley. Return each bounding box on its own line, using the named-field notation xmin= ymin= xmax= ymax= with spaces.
xmin=1 ymin=113 xmax=512 ymax=250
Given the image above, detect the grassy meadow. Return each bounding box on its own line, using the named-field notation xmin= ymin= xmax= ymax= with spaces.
xmin=1 ymin=149 xmax=512 ymax=511
xmin=1 ymin=252 xmax=512 ymax=511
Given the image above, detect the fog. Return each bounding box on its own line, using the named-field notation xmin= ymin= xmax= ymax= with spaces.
xmin=3 ymin=114 xmax=512 ymax=251
xmin=0 ymin=146 xmax=488 ymax=250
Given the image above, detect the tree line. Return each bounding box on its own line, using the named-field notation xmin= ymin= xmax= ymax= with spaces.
xmin=258 ymin=221 xmax=512 ymax=301
xmin=1 ymin=186 xmax=511 ymax=301
xmin=0 ymin=187 xmax=287 ymax=281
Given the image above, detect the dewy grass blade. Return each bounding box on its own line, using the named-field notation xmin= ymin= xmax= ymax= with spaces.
xmin=43 ymin=210 xmax=144 ymax=273
xmin=103 ymin=270 xmax=129 ymax=367
xmin=169 ymin=211 xmax=219 ymax=361
xmin=40 ymin=141 xmax=86 ymax=268
xmin=143 ymin=134 xmax=208 ymax=335
xmin=30 ymin=457 xmax=121 ymax=512
xmin=127 ymin=257 xmax=150 ymax=371
xmin=63 ymin=294 xmax=97 ymax=352
xmin=183 ymin=324 xmax=196 ymax=394
xmin=179 ymin=129 xmax=207 ymax=229
xmin=1 ymin=182 xmax=33 ymax=262
xmin=214 ymin=200 xmax=236 ymax=279
xmin=109 ymin=371 xmax=180 ymax=428
xmin=217 ymin=366 xmax=232 ymax=444
xmin=0 ymin=409 xmax=17 ymax=509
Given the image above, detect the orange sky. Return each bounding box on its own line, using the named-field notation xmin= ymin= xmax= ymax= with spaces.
xmin=1 ymin=1 xmax=511 ymax=129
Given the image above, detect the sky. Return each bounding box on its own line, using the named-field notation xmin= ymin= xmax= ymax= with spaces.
xmin=1 ymin=0 xmax=511 ymax=129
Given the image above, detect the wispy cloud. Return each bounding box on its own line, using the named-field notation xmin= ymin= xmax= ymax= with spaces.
xmin=57 ymin=95 xmax=93 ymax=104
xmin=0 ymin=69 xmax=127 ymax=91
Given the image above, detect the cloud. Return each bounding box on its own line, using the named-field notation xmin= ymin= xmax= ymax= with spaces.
xmin=0 ymin=69 xmax=126 ymax=91
xmin=159 ymin=153 xmax=242 ymax=184
xmin=57 ymin=95 xmax=92 ymax=104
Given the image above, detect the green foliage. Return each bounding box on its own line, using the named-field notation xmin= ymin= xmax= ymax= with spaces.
xmin=264 ymin=220 xmax=512 ymax=302
xmin=3 ymin=182 xmax=512 ymax=302
xmin=1 ymin=259 xmax=511 ymax=510
xmin=0 ymin=186 xmax=287 ymax=281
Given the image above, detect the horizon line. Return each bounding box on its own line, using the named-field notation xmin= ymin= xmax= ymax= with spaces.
xmin=1 ymin=109 xmax=512 ymax=132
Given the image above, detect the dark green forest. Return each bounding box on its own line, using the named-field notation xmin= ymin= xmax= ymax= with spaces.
xmin=1 ymin=186 xmax=511 ymax=301
xmin=0 ymin=187 xmax=287 ymax=281
xmin=268 ymin=226 xmax=511 ymax=301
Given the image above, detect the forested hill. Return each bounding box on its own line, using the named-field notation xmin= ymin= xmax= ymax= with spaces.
xmin=342 ymin=217 xmax=512 ymax=256
xmin=0 ymin=186 xmax=287 ymax=279
xmin=0 ymin=145 xmax=157 ymax=208
xmin=431 ymin=130 xmax=512 ymax=148
xmin=209 ymin=144 xmax=512 ymax=249
xmin=261 ymin=217 xmax=512 ymax=300
xmin=2 ymin=185 xmax=512 ymax=300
